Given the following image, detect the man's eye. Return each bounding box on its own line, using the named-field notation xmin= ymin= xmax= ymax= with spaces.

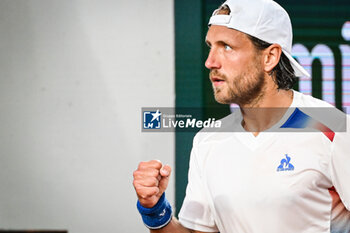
xmin=224 ymin=45 xmax=232 ymax=51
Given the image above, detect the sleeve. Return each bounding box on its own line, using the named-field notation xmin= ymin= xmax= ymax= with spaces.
xmin=330 ymin=115 xmax=350 ymax=210
xmin=178 ymin=135 xmax=219 ymax=232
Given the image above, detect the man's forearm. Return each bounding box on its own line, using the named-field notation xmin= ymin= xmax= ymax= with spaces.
xmin=150 ymin=217 xmax=193 ymax=233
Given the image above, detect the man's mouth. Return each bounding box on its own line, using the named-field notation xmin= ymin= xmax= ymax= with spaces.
xmin=211 ymin=76 xmax=225 ymax=86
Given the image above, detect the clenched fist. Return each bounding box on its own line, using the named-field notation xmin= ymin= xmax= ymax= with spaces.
xmin=133 ymin=160 xmax=172 ymax=208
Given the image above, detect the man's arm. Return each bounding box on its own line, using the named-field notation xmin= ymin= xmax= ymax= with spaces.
xmin=133 ymin=160 xmax=217 ymax=233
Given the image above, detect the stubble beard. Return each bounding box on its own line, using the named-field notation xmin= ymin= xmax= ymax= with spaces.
xmin=211 ymin=64 xmax=266 ymax=106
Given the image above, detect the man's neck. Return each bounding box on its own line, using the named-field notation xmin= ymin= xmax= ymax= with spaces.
xmin=240 ymin=88 xmax=294 ymax=136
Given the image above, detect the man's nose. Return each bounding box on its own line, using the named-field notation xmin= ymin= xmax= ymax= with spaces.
xmin=205 ymin=49 xmax=221 ymax=70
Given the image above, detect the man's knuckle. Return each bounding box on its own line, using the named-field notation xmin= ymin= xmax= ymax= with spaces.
xmin=133 ymin=182 xmax=141 ymax=191
xmin=150 ymin=169 xmax=160 ymax=177
xmin=150 ymin=160 xmax=162 ymax=167
xmin=133 ymin=179 xmax=139 ymax=187
xmin=142 ymin=178 xmax=153 ymax=187
xmin=150 ymin=159 xmax=160 ymax=164
xmin=152 ymin=177 xmax=159 ymax=186
xmin=138 ymin=161 xmax=146 ymax=169
xmin=140 ymin=192 xmax=152 ymax=199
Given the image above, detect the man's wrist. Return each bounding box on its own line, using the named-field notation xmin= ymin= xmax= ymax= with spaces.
xmin=137 ymin=193 xmax=173 ymax=229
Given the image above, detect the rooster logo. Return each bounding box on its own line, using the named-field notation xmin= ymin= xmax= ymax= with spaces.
xmin=277 ymin=154 xmax=294 ymax=171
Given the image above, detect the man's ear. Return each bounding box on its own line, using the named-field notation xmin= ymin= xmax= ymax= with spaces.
xmin=262 ymin=44 xmax=282 ymax=73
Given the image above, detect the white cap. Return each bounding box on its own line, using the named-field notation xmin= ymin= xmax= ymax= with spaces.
xmin=208 ymin=0 xmax=310 ymax=77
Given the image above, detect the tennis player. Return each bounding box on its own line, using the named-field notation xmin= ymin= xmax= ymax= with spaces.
xmin=133 ymin=0 xmax=350 ymax=232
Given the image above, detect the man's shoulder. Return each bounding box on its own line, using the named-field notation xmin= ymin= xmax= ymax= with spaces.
xmin=293 ymin=90 xmax=347 ymax=132
xmin=294 ymin=90 xmax=334 ymax=108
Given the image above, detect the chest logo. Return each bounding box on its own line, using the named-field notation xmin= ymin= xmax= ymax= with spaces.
xmin=277 ymin=154 xmax=294 ymax=172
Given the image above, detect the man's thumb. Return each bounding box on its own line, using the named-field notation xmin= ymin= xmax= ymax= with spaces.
xmin=158 ymin=164 xmax=171 ymax=193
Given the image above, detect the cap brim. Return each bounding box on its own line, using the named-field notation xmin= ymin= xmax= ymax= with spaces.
xmin=282 ymin=49 xmax=310 ymax=77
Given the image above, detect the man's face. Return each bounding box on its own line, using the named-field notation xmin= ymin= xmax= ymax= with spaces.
xmin=205 ymin=25 xmax=266 ymax=106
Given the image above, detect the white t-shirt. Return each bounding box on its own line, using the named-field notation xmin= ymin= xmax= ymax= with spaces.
xmin=178 ymin=91 xmax=350 ymax=233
